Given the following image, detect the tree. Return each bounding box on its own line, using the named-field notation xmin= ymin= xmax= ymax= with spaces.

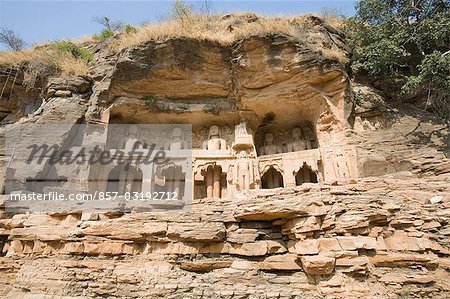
xmin=93 ymin=16 xmax=124 ymax=32
xmin=198 ymin=0 xmax=214 ymax=16
xmin=92 ymin=16 xmax=125 ymax=42
xmin=0 ymin=27 xmax=26 ymax=51
xmin=169 ymin=0 xmax=195 ymax=23
xmin=344 ymin=0 xmax=450 ymax=121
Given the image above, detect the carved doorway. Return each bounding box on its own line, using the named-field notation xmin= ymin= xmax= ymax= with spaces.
xmin=155 ymin=164 xmax=186 ymax=200
xmin=195 ymin=165 xmax=226 ymax=199
xmin=106 ymin=164 xmax=143 ymax=194
xmin=261 ymin=166 xmax=284 ymax=189
xmin=295 ymin=163 xmax=318 ymax=185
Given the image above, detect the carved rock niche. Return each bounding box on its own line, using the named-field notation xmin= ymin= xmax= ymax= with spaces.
xmin=91 ymin=66 xmax=355 ymax=200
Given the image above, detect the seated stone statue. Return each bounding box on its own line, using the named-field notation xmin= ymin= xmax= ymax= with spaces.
xmin=123 ymin=125 xmax=142 ymax=152
xmin=303 ymin=125 xmax=317 ymax=149
xmin=202 ymin=125 xmax=227 ymax=150
xmin=166 ymin=127 xmax=188 ymax=150
xmin=259 ymin=133 xmax=281 ymax=155
xmin=288 ymin=127 xmax=307 ymax=152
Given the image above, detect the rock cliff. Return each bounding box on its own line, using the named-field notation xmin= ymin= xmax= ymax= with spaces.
xmin=0 ymin=14 xmax=449 ymax=299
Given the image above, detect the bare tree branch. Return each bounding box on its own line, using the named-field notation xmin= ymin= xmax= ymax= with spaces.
xmin=93 ymin=16 xmax=124 ymax=32
xmin=198 ymin=0 xmax=213 ymax=16
xmin=0 ymin=27 xmax=26 ymax=51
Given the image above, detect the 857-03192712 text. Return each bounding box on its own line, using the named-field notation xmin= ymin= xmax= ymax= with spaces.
xmin=7 ymin=191 xmax=179 ymax=201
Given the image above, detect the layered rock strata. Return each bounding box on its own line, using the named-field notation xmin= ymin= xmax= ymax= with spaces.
xmin=0 ymin=16 xmax=449 ymax=298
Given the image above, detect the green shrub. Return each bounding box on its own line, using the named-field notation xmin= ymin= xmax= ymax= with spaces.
xmin=344 ymin=0 xmax=450 ymax=122
xmin=92 ymin=28 xmax=115 ymax=42
xmin=403 ymin=51 xmax=450 ymax=120
xmin=54 ymin=41 xmax=93 ymax=63
xmin=122 ymin=24 xmax=137 ymax=35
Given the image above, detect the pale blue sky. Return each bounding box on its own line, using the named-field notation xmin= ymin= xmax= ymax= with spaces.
xmin=0 ymin=0 xmax=358 ymax=50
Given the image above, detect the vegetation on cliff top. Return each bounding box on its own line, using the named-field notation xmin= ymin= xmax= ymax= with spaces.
xmin=0 ymin=42 xmax=91 ymax=76
xmin=113 ymin=0 xmax=344 ymax=53
xmin=344 ymin=0 xmax=450 ymax=121
xmin=0 ymin=0 xmax=448 ymax=122
xmin=0 ymin=1 xmax=347 ymax=78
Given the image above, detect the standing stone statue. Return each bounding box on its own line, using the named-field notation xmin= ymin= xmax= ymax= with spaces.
xmin=233 ymin=150 xmax=255 ymax=192
xmin=354 ymin=116 xmax=365 ymax=132
xmin=200 ymin=126 xmax=227 ymax=198
xmin=157 ymin=164 xmax=184 ymax=200
xmin=155 ymin=127 xmax=188 ymax=199
xmin=119 ymin=125 xmax=143 ymax=194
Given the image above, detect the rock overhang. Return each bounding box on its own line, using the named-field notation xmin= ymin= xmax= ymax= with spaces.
xmin=105 ymin=34 xmax=350 ymax=135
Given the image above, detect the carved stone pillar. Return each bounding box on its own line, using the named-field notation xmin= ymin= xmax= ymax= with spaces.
xmin=205 ymin=165 xmax=221 ymax=198
xmin=206 ymin=166 xmax=214 ymax=198
xmin=213 ymin=166 xmax=221 ymax=198
xmin=282 ymin=161 xmax=296 ymax=188
xmin=118 ymin=164 xmax=127 ymax=194
xmin=142 ymin=163 xmax=153 ymax=194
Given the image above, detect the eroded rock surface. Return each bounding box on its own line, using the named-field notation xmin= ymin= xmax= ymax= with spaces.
xmin=0 ymin=20 xmax=449 ymax=299
xmin=0 ymin=177 xmax=449 ymax=298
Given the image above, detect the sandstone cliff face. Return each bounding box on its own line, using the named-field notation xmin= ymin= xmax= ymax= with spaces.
xmin=0 ymin=17 xmax=449 ymax=299
xmin=0 ymin=177 xmax=449 ymax=298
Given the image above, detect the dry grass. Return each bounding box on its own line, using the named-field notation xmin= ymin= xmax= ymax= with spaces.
xmin=55 ymin=54 xmax=90 ymax=76
xmin=117 ymin=14 xmax=296 ymax=50
xmin=319 ymin=9 xmax=346 ymax=29
xmin=115 ymin=14 xmax=301 ymax=49
xmin=321 ymin=15 xmax=345 ymax=29
xmin=0 ymin=13 xmax=347 ymax=79
xmin=114 ymin=13 xmax=348 ymax=63
xmin=0 ymin=46 xmax=89 ymax=77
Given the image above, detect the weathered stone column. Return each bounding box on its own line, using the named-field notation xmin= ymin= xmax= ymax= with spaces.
xmin=206 ymin=166 xmax=213 ymax=198
xmin=213 ymin=166 xmax=221 ymax=198
xmin=141 ymin=163 xmax=153 ymax=194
